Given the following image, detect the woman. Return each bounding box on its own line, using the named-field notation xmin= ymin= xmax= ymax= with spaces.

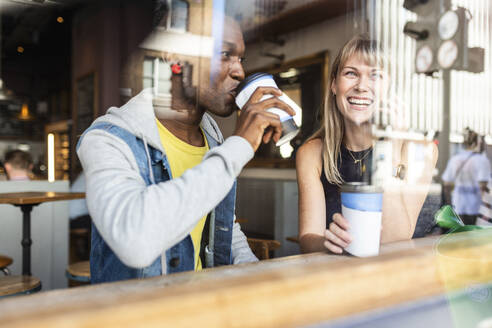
xmin=296 ymin=35 xmax=438 ymax=254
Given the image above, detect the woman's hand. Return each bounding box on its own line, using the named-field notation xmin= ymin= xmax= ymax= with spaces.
xmin=324 ymin=213 xmax=352 ymax=254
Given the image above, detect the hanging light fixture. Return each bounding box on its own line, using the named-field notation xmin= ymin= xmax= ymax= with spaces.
xmin=17 ymin=103 xmax=33 ymax=120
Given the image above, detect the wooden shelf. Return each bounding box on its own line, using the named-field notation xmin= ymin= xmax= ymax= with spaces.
xmin=243 ymin=0 xmax=356 ymax=44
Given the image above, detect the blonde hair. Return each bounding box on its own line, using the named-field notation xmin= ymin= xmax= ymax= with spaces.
xmin=308 ymin=34 xmax=385 ymax=185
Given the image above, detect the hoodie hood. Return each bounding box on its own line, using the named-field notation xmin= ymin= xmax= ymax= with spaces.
xmin=90 ymin=88 xmax=224 ymax=153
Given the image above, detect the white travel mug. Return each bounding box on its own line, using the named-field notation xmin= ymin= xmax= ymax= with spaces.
xmin=340 ymin=182 xmax=383 ymax=257
xmin=235 ymin=73 xmax=301 ymax=146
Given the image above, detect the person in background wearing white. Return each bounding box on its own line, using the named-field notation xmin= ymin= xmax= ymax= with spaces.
xmin=442 ymin=128 xmax=491 ymax=225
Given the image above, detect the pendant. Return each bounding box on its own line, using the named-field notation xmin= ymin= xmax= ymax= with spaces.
xmin=362 ymin=163 xmax=366 ymax=175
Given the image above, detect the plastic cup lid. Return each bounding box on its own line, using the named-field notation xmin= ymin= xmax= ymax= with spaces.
xmin=235 ymin=72 xmax=273 ymax=94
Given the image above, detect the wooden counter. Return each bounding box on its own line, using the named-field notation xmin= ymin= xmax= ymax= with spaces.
xmin=0 ymin=192 xmax=86 ymax=205
xmin=1 ymin=231 xmax=492 ymax=327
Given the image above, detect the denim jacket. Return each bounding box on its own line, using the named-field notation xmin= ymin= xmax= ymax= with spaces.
xmin=79 ymin=122 xmax=236 ymax=283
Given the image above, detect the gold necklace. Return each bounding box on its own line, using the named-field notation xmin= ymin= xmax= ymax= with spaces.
xmin=347 ymin=147 xmax=372 ymax=176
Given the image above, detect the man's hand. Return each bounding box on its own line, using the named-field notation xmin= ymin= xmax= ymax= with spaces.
xmin=233 ymin=87 xmax=295 ymax=151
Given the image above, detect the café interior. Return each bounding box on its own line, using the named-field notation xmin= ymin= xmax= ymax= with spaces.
xmin=0 ymin=0 xmax=492 ymax=327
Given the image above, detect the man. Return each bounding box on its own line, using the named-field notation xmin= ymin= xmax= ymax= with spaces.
xmin=77 ymin=15 xmax=295 ymax=283
xmin=442 ymin=128 xmax=491 ymax=225
xmin=3 ymin=150 xmax=33 ymax=181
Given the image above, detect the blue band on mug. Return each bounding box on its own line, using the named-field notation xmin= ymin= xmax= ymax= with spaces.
xmin=341 ymin=192 xmax=383 ymax=212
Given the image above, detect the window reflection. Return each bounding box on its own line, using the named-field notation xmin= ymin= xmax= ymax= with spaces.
xmin=142 ymin=57 xmax=172 ymax=97
xmin=169 ymin=0 xmax=189 ymax=32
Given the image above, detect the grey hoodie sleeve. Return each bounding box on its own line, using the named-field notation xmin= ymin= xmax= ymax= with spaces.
xmin=232 ymin=220 xmax=258 ymax=264
xmin=78 ymin=130 xmax=254 ymax=268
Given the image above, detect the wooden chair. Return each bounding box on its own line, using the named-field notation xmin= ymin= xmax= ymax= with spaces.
xmin=0 ymin=255 xmax=13 ymax=276
xmin=286 ymin=236 xmax=299 ymax=244
xmin=247 ymin=238 xmax=281 ymax=260
xmin=236 ymin=218 xmax=282 ymax=260
xmin=69 ymin=228 xmax=91 ymax=262
xmin=66 ymin=261 xmax=91 ymax=285
xmin=0 ymin=275 xmax=41 ymax=298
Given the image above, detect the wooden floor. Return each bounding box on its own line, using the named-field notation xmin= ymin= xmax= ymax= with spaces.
xmin=0 ymin=232 xmax=491 ymax=327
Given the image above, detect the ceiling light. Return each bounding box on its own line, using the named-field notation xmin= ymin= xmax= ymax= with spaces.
xmin=18 ymin=143 xmax=30 ymax=152
xmin=0 ymin=80 xmax=16 ymax=103
xmin=17 ymin=103 xmax=34 ymax=120
xmin=17 ymin=46 xmax=24 ymax=53
xmin=279 ymin=68 xmax=298 ymax=79
xmin=57 ymin=16 xmax=64 ymax=23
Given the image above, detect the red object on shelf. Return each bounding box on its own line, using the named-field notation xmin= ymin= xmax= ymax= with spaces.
xmin=171 ymin=63 xmax=182 ymax=74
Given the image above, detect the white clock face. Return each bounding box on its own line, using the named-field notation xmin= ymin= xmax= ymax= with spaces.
xmin=439 ymin=11 xmax=459 ymax=40
xmin=416 ymin=45 xmax=433 ymax=73
xmin=438 ymin=40 xmax=458 ymax=69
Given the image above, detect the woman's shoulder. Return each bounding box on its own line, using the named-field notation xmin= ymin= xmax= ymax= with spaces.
xmin=297 ymin=138 xmax=323 ymax=157
xmin=296 ymin=138 xmax=323 ymax=172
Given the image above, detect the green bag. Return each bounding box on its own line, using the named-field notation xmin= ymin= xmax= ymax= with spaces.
xmin=434 ymin=205 xmax=483 ymax=233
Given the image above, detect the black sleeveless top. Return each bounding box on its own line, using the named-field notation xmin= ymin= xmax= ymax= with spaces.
xmin=320 ymin=145 xmax=372 ymax=228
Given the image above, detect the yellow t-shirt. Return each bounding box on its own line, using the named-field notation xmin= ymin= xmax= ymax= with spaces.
xmin=156 ymin=119 xmax=209 ymax=271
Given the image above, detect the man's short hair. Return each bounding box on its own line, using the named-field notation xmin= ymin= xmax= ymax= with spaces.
xmin=4 ymin=150 xmax=33 ymax=170
xmin=464 ymin=127 xmax=479 ymax=148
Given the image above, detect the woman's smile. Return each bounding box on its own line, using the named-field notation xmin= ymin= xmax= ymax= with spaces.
xmin=346 ymin=96 xmax=374 ymax=111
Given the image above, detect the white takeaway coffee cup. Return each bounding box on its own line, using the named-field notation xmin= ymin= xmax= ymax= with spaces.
xmin=235 ymin=72 xmax=300 ymax=146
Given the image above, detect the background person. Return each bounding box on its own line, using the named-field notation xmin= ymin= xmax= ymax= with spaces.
xmin=442 ymin=128 xmax=491 ymax=225
xmin=3 ymin=149 xmax=33 ymax=181
xmin=296 ymin=35 xmax=438 ymax=254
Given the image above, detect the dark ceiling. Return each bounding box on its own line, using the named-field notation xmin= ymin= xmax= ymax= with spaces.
xmin=0 ymin=0 xmax=85 ymax=101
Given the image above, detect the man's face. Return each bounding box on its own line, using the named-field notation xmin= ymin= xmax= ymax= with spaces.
xmin=198 ymin=18 xmax=245 ymax=117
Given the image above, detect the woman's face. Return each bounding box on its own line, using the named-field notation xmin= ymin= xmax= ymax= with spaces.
xmin=331 ymin=54 xmax=388 ymax=126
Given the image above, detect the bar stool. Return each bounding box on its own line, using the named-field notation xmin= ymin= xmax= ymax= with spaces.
xmin=0 ymin=255 xmax=13 ymax=276
xmin=0 ymin=275 xmax=41 ymax=298
xmin=247 ymin=238 xmax=281 ymax=260
xmin=236 ymin=218 xmax=281 ymax=260
xmin=66 ymin=261 xmax=91 ymax=285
